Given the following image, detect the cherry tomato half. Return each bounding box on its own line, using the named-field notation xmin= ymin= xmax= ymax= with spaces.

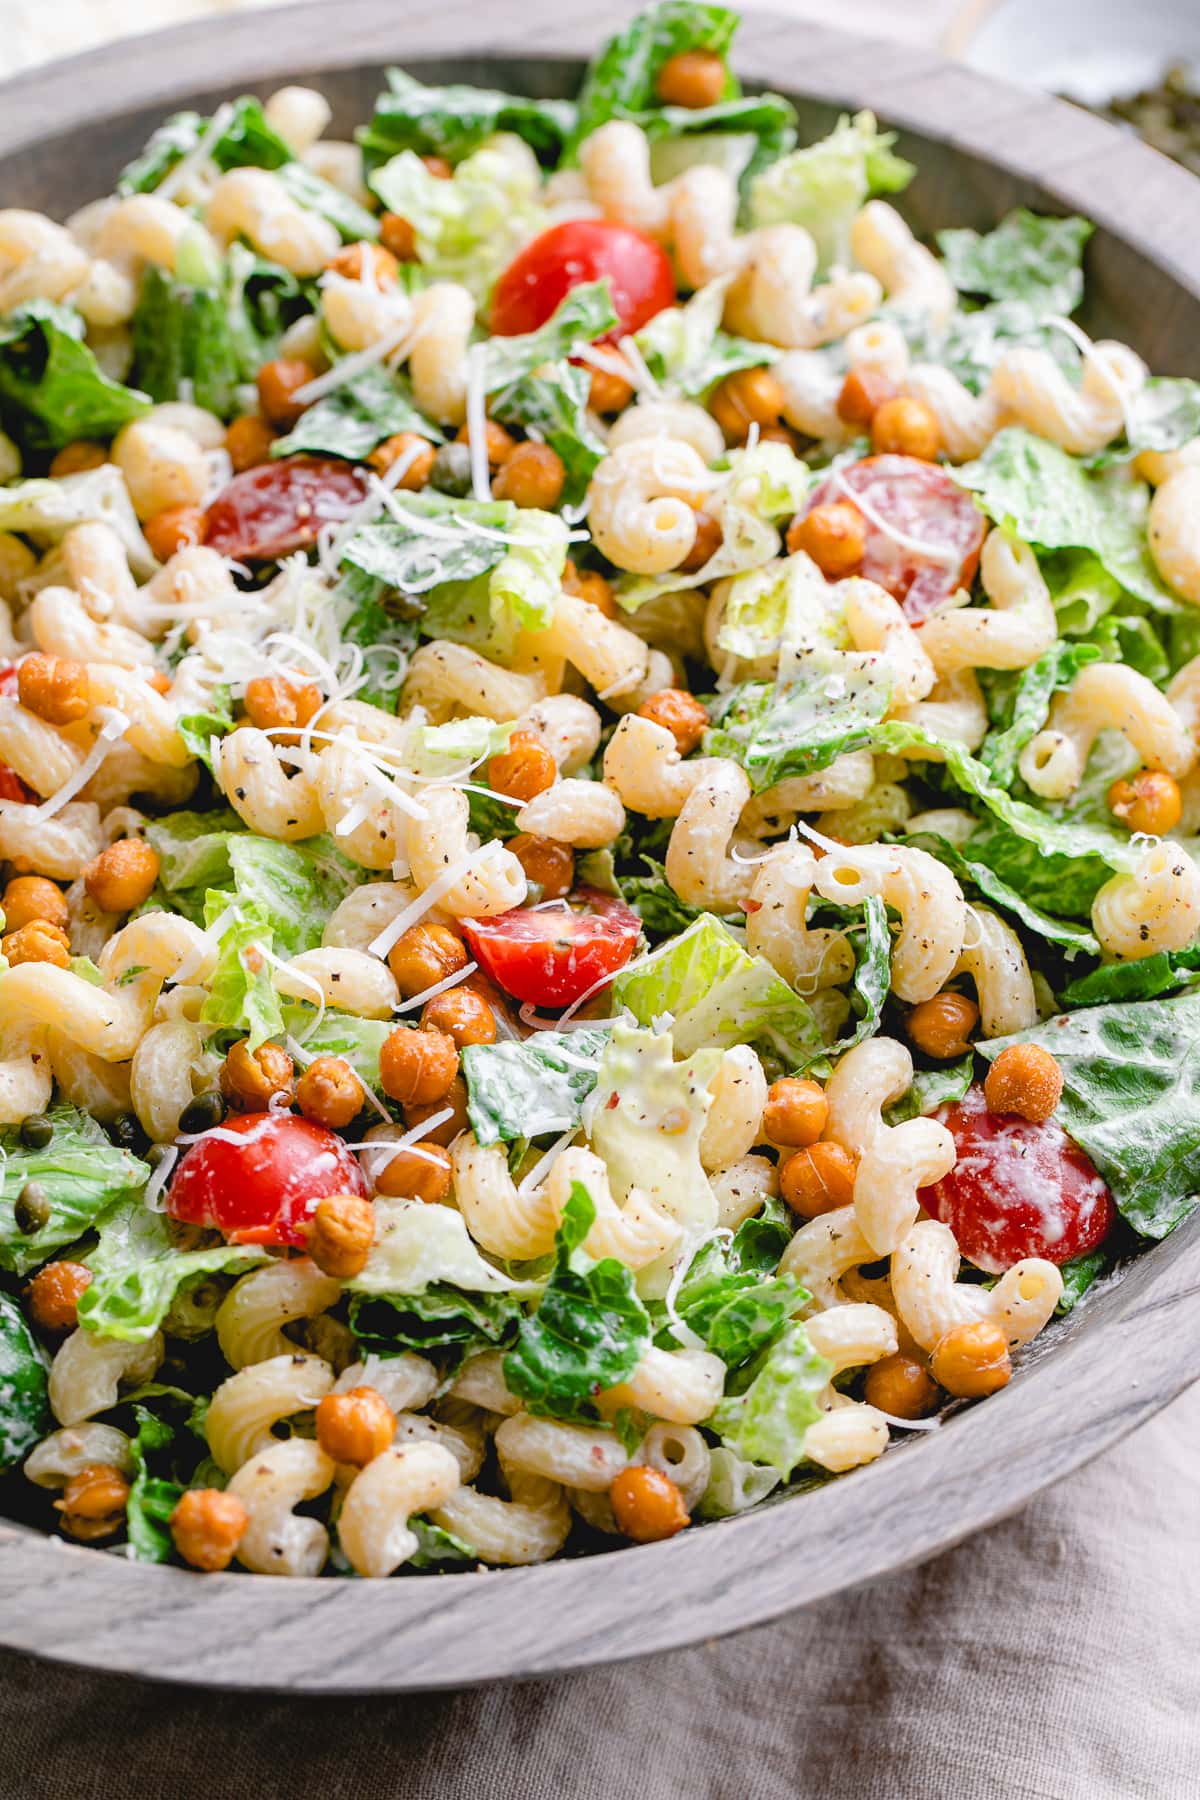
xmin=462 ymin=887 xmax=642 ymax=1009
xmin=167 ymin=1111 xmax=369 ymax=1248
xmin=0 ymin=666 xmax=36 ymax=802
xmin=919 ymin=1083 xmax=1115 ymax=1274
xmin=204 ymin=457 xmax=370 ymax=562
xmin=490 ymin=220 xmax=676 ymax=341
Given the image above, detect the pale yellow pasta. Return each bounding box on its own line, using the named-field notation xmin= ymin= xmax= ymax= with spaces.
xmin=321 ymin=882 xmax=417 ymax=952
xmin=431 ymin=1468 xmax=571 ymax=1566
xmin=129 ymin=1019 xmax=210 ymax=1141
xmin=740 ymin=751 xmax=876 ymax=837
xmin=304 ymin=142 xmax=372 ymax=208
xmin=451 ymin=1134 xmax=558 ymax=1260
xmin=607 ymin=398 xmax=725 ymax=465
xmin=392 ymin=1410 xmax=484 ymax=1482
xmin=599 ymin=1347 xmax=725 ymax=1426
xmin=313 ymin=740 xmax=403 ymax=871
xmin=94 ymin=195 xmax=199 ymax=274
xmin=802 ymin=1302 xmax=897 ymax=1472
xmin=405 ymin=784 xmax=527 ymax=917
xmin=1091 ymin=841 xmax=1200 ymax=960
xmin=640 ymin=1423 xmax=712 ymax=1513
xmin=272 ymin=947 xmax=399 ymax=1018
xmin=578 ymin=121 xmax=673 ymax=236
xmin=143 ymin=401 xmax=227 ymax=451
xmin=813 ymin=841 xmax=968 ymax=1002
xmin=84 ymin=663 xmax=190 ymax=767
xmin=850 ymin=201 xmax=955 ymax=327
xmin=333 ymin=1353 xmax=440 ymax=1413
xmin=840 ymin=577 xmax=937 ymax=706
xmin=0 ymin=1024 xmax=53 ymax=1124
xmin=745 ymin=843 xmax=854 ymax=993
xmin=1019 ymin=661 xmax=1195 ymax=799
xmin=206 ymin=168 xmax=341 ymax=276
xmin=824 ymin=1037 xmax=956 ymax=1256
xmin=891 ymin=1220 xmax=1062 ymax=1353
xmin=991 ymin=340 xmax=1146 ymax=457
xmin=518 ymin=694 xmax=602 ymax=773
xmin=84 ymin=743 xmax=197 ymax=813
xmin=699 ymin=1045 xmax=767 ymax=1174
xmin=779 ymin=1203 xmax=874 ymax=1311
xmin=955 ymin=906 xmax=1038 ymax=1037
xmin=603 ymin=712 xmax=714 ymax=818
xmin=448 ymin=1351 xmax=523 ymax=1417
xmin=665 ymin=759 xmax=753 ymax=912
xmin=0 ymin=698 xmax=86 ymax=796
xmin=24 ymin=1423 xmax=135 ymax=1487
xmin=48 ymin=1330 xmax=163 ymax=1427
xmin=338 ymin=1442 xmax=461 ymax=1578
xmin=0 ymin=798 xmax=104 ymax=878
xmin=264 ymin=85 xmax=332 ymax=154
xmin=710 ymin=1153 xmax=778 ymax=1230
xmin=29 ymin=587 xmax=156 ymax=668
xmin=813 ymin=782 xmax=912 ymax=846
xmin=322 ymin=271 xmax=412 ymax=355
xmin=1148 ymin=465 xmax=1200 ymax=604
xmin=899 ymin=362 xmax=1006 ymax=461
xmin=205 ymin=1353 xmax=334 ymax=1475
xmin=219 ymin=727 xmax=325 ymax=839
xmin=407 ymin=282 xmax=476 ymax=425
xmin=229 ymin=1437 xmax=336 ymax=1577
xmin=494 ymin=1413 xmax=629 ymax=1492
xmin=402 ymin=640 xmax=545 ymax=723
xmin=802 ymin=1396 xmax=891 ymax=1474
xmin=0 ymin=210 xmax=89 ymax=312
xmin=890 ymin=669 xmax=989 ymax=753
xmin=45 ymin=1030 xmax=133 ymax=1124
xmin=513 ymin=778 xmax=625 ymax=848
xmin=216 ymin=1263 xmax=342 ymax=1370
xmin=0 ymin=533 xmax=35 ymax=606
xmin=587 ymin=438 xmax=711 ymax=575
xmin=111 ymin=418 xmax=209 ymax=522
xmin=918 ymin=532 xmax=1056 ymax=676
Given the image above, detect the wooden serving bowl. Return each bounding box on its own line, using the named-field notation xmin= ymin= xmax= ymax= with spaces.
xmin=0 ymin=0 xmax=1198 ymax=1693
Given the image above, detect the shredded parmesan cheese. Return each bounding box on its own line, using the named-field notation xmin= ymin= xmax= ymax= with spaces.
xmin=35 ymin=708 xmax=128 ymax=820
xmin=367 ymin=840 xmax=507 ymax=960
xmin=156 ymin=102 xmax=235 ymax=203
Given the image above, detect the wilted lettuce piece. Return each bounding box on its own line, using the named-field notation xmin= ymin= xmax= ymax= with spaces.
xmin=749 ymin=111 xmax=914 ymax=269
xmin=503 ymin=1182 xmax=650 ymax=1421
xmin=710 ymin=1319 xmax=832 ymax=1477
xmin=613 ymin=915 xmax=824 ymax=1067
xmin=199 ymin=892 xmax=284 ymax=1050
xmin=490 ymin=362 xmax=606 ymax=507
xmin=937 ymin=209 xmax=1093 ymax=315
xmin=634 ymin=278 xmax=773 ymax=399
xmin=350 ymin=1286 xmax=522 ymax=1359
xmin=369 ymin=140 xmax=547 ymax=304
xmin=978 ymin=639 xmax=1101 ymax=787
xmin=359 ymin=67 xmax=577 ymax=171
xmin=125 ymin=1405 xmax=184 ymax=1564
xmin=0 ymin=1103 xmax=150 ymax=1278
xmin=696 ymin=1444 xmax=781 ymax=1518
xmin=272 ymin=363 xmax=442 ymax=462
xmin=0 ymin=301 xmax=149 ymax=456
xmin=352 ymin=1198 xmax=542 ymax=1296
xmin=0 ymin=465 xmax=157 ymax=577
xmin=462 ymin=1027 xmax=610 ymax=1146
xmin=0 ymin=1292 xmax=49 ymax=1472
xmin=78 ymin=1198 xmax=267 ymax=1343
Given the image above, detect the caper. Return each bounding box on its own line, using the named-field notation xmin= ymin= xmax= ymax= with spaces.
xmin=178 ymin=1091 xmax=226 ymax=1136
xmin=13 ymin=1180 xmax=50 ymax=1235
xmin=107 ymin=1112 xmax=147 ymax=1151
xmin=429 ymin=441 xmax=473 ymax=497
xmin=19 ymin=1115 xmax=53 ymax=1150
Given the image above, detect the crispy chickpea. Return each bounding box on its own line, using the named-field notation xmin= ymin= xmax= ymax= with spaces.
xmin=147 ymin=670 xmax=172 ymax=696
xmin=562 ymin=560 xmax=617 ymax=617
xmin=18 ymin=652 xmax=88 ymax=726
xmin=455 ymin=418 xmax=516 ymax=468
xmin=374 ymin=1140 xmax=453 ymax=1203
xmin=492 ymin=441 xmax=566 ymax=510
xmin=143 ymin=504 xmax=205 ymax=562
xmin=654 ymin=48 xmax=727 ymax=110
xmin=325 ymin=240 xmax=400 ymax=285
xmin=315 ymin=1387 xmax=396 ymax=1466
xmin=2 ymin=874 xmax=67 ymax=933
xmin=587 ymin=364 xmax=635 ymax=415
xmin=49 ymin=440 xmax=108 ymax=479
xmin=421 ymin=155 xmax=454 ymax=179
xmin=677 ymin=508 xmax=722 ymax=574
xmin=780 ymin=1141 xmax=859 ymax=1218
xmin=3 ymin=920 xmax=71 ymax=969
xmin=170 ymin=1488 xmax=249 ymax=1572
xmin=905 ymin=991 xmax=979 ymax=1061
xmin=403 ymin=1074 xmax=470 ymax=1145
xmin=930 ymin=1320 xmax=1012 ymax=1399
xmin=242 ymin=672 xmax=323 ymax=734
xmin=28 ymin=1260 xmax=93 ymax=1332
xmin=755 ymin=422 xmax=800 ymax=451
xmin=509 ymin=831 xmax=575 ymax=900
xmin=870 ymin=395 xmax=941 ymax=461
xmin=55 ymin=1464 xmax=130 ymax=1542
xmin=488 ymin=728 xmax=557 ymax=802
xmin=306 ymin=1192 xmax=375 ymax=1280
xmin=837 ymin=367 xmax=897 ymax=427
xmin=636 ymin=688 xmax=709 ymax=757
xmin=785 ymin=501 xmax=866 ymax=578
xmin=83 ymin=838 xmax=160 ymax=914
xmin=386 ymin=921 xmax=468 ymax=1000
xmin=863 ymin=1352 xmax=940 ymax=1420
xmin=422 ymin=987 xmax=496 ymax=1048
xmin=378 ymin=212 xmax=418 ymax=261
xmin=762 ymin=1077 xmax=828 ymax=1148
xmin=1107 ymin=769 xmax=1183 ymax=836
xmin=984 ymin=1043 xmax=1063 ymax=1123
xmin=256 ymin=357 xmax=317 ymax=431
xmin=710 ymin=367 xmax=785 ymax=443
xmin=610 ymin=1466 xmax=690 ymax=1542
xmin=295 ymin=1055 xmax=363 ymax=1129
xmin=379 ymin=1026 xmax=459 ymax=1108
xmin=220 ymin=1038 xmax=295 ymax=1111
xmin=225 ymin=414 xmax=277 ymax=472
xmin=367 ymin=432 xmax=437 ymax=487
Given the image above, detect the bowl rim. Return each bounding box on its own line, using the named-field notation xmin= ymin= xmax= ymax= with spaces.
xmin=2 ymin=0 xmax=1200 ymax=1694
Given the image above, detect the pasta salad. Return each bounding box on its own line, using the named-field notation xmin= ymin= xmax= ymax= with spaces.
xmin=0 ymin=1 xmax=1197 ymax=1579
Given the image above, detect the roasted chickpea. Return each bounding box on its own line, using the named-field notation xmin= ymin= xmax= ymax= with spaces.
xmin=315 ymin=1386 xmax=396 ymax=1466
xmin=373 ymin=1140 xmax=453 ymax=1203
xmin=83 ymin=838 xmax=160 ymax=914
xmin=18 ymin=652 xmax=88 ymax=726
xmin=654 ymin=48 xmax=727 ymax=109
xmin=386 ymin=922 xmax=469 ymax=1000
xmin=587 ymin=365 xmax=635 ymax=415
xmin=325 ymin=240 xmax=400 ymax=285
xmin=367 ymin=432 xmax=437 ymax=487
xmin=55 ymin=1464 xmax=130 ymax=1542
xmin=610 ymin=1466 xmax=690 ymax=1542
xmin=225 ymin=414 xmax=277 ymax=472
xmin=28 ymin=1260 xmax=92 ymax=1332
xmin=905 ymin=991 xmax=979 ymax=1061
xmin=220 ymin=1038 xmax=295 ymax=1111
xmin=710 ymin=367 xmax=785 ymax=443
xmin=677 ymin=508 xmax=723 ymax=574
xmin=562 ymin=560 xmax=617 ymax=617
xmin=863 ymin=1352 xmax=940 ymax=1420
xmin=170 ymin=1488 xmax=249 ymax=1571
xmin=762 ymin=1077 xmax=828 ymax=1148
xmin=930 ymin=1320 xmax=1012 ymax=1399
xmin=492 ymin=441 xmax=566 ymax=510
xmin=306 ymin=1192 xmax=375 ymax=1280
xmin=403 ymin=1075 xmax=470 ymax=1145
xmin=295 ymin=1055 xmax=363 ymax=1129
xmin=144 ymin=504 xmax=204 ymax=563
xmin=780 ymin=1141 xmax=858 ymax=1217
xmin=870 ymin=395 xmax=941 ymax=461
xmin=785 ymin=501 xmax=866 ymax=578
xmin=755 ymin=422 xmax=801 ymax=451
xmin=2 ymin=920 xmax=71 ymax=969
xmin=379 ymin=1026 xmax=459 ymax=1107
xmin=455 ymin=418 xmax=516 ymax=468
xmin=49 ymin=440 xmax=108 ymax=479
xmin=2 ymin=875 xmax=67 ymax=933
xmin=636 ymin=688 xmax=709 ymax=757
xmin=488 ymin=728 xmax=557 ymax=802
xmin=146 ymin=670 xmax=172 ymax=696
xmin=422 ymin=986 xmax=496 ymax=1048
xmin=836 ymin=367 xmax=897 ymax=427
xmin=378 ymin=212 xmax=418 ymax=261
xmin=421 ymin=155 xmax=454 ymax=180
xmin=242 ymin=672 xmax=323 ymax=735
xmin=256 ymin=357 xmax=316 ymax=430
xmin=983 ymin=1043 xmax=1063 ymax=1123
xmin=1107 ymin=769 xmax=1183 ymax=836
xmin=509 ymin=832 xmax=575 ymax=900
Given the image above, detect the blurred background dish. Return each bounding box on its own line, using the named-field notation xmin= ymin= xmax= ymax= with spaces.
xmin=956 ymin=0 xmax=1200 ymax=106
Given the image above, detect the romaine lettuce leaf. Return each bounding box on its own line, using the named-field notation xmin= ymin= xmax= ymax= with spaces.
xmin=710 ymin=1318 xmax=832 ymax=1477
xmin=352 ymin=1197 xmax=542 ymax=1296
xmin=978 ymin=639 xmax=1101 ymax=787
xmin=1058 ymin=947 xmax=1200 ymax=1008
xmin=226 ymin=834 xmax=361 ymax=957
xmin=0 ymin=301 xmax=149 ymax=455
xmin=0 ymin=1103 xmax=150 ymax=1277
xmin=125 ymin=1404 xmax=183 ymax=1564
xmin=349 ymin=1286 xmax=522 ymax=1359
xmin=0 ymin=1291 xmax=49 ymax=1472
xmin=144 ymin=809 xmax=244 ymax=896
xmin=483 ymin=282 xmax=619 ymax=387
xmin=937 ymin=209 xmax=1093 ymax=315
xmin=199 ymin=892 xmax=284 ymax=1050
xmin=901 ymin=831 xmax=1100 ymax=955
xmin=706 ymin=660 xmax=890 ymax=790
xmin=279 ymin=1007 xmax=393 ymax=1094
xmin=633 ymin=278 xmax=773 ymax=399
xmin=696 ymin=1444 xmax=781 ymax=1517
xmin=272 ymin=363 xmax=442 ymax=461
xmin=0 ymin=465 xmax=157 ymax=577
xmin=176 ymin=688 xmax=233 ymax=779
xmin=462 ymin=1027 xmax=610 ymax=1146
xmin=369 ymin=140 xmax=546 ymax=305
xmin=1124 ymin=377 xmax=1200 ymax=456
xmin=749 ymin=111 xmax=914 ymax=269
xmin=883 ymin=1054 xmax=975 ymax=1126
xmin=78 ymin=1197 xmax=267 ymax=1343
xmin=358 ymin=67 xmax=576 ymax=171
xmin=668 ymin=1202 xmax=803 ymax=1369
xmin=568 ymin=2 xmax=740 ymax=150
xmin=824 ymin=894 xmax=890 ymax=1062
xmin=490 ymin=361 xmax=607 ymax=506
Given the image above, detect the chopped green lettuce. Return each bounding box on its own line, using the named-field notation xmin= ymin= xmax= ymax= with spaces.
xmin=359 ymin=67 xmax=576 ymax=171
xmin=978 ymin=640 xmax=1101 ymax=787
xmin=0 ymin=1291 xmax=49 ymax=1472
xmin=483 ymin=282 xmax=619 ymax=387
xmin=1124 ymin=377 xmax=1200 ymax=456
xmin=369 ymin=140 xmax=547 ymax=305
xmin=0 ymin=1103 xmax=150 ymax=1277
xmin=633 ymin=279 xmax=773 ymax=399
xmin=144 ymin=809 xmax=244 ymax=896
xmin=0 ymin=301 xmax=149 ymax=455
xmin=937 ymin=210 xmax=1093 ymax=315
xmin=668 ymin=1209 xmax=803 ymax=1370
xmin=0 ymin=464 xmax=156 ymax=576
xmin=706 ymin=661 xmax=890 ymax=790
xmin=490 ymin=361 xmax=606 ymax=506
xmin=1058 ymin=948 xmax=1200 ymax=1008
xmin=131 ymin=249 xmax=307 ymax=418
xmin=696 ymin=1445 xmax=781 ymax=1517
xmin=749 ymin=112 xmax=914 ymax=269
xmin=710 ymin=1319 xmax=832 ymax=1477
xmin=902 ymin=831 xmax=1100 ymax=956
xmin=883 ymin=1055 xmax=975 ymax=1126
xmin=272 ymin=363 xmax=442 ymax=461
xmin=568 ymin=2 xmax=740 ymax=151
xmin=199 ymin=892 xmax=283 ymax=1050
xmin=349 ymin=1286 xmax=522 ymax=1359
xmin=462 ymin=1027 xmax=610 ymax=1146
xmin=352 ymin=1197 xmax=542 ymax=1296
xmin=225 ymin=835 xmax=361 ymax=957
xmin=125 ymin=1405 xmax=184 ymax=1564
xmin=78 ymin=1197 xmax=267 ymax=1343
xmin=177 ymin=689 xmax=233 ymax=779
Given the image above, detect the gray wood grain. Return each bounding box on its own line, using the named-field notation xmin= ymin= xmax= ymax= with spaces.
xmin=0 ymin=0 xmax=1198 ymax=1691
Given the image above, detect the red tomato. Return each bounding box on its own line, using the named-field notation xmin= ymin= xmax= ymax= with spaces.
xmin=462 ymin=887 xmax=642 ymax=1009
xmin=0 ymin=663 xmax=17 ymax=698
xmin=919 ymin=1083 xmax=1115 ymax=1274
xmin=805 ymin=455 xmax=986 ymax=622
xmin=0 ymin=667 xmax=35 ymax=802
xmin=490 ymin=220 xmax=676 ymax=341
xmin=204 ymin=457 xmax=370 ymax=562
xmin=167 ymin=1111 xmax=369 ymax=1248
